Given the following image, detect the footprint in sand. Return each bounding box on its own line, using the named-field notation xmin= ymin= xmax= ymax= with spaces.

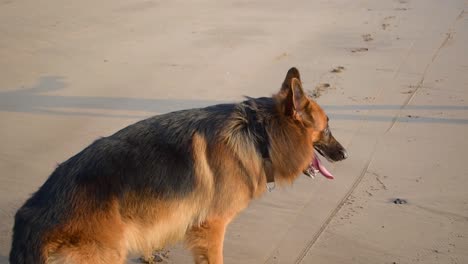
xmin=362 ymin=33 xmax=373 ymax=42
xmin=349 ymin=34 xmax=372 ymax=53
xmin=350 ymin=47 xmax=368 ymax=53
xmin=382 ymin=16 xmax=396 ymax=30
xmin=395 ymin=0 xmax=410 ymax=10
xmin=274 ymin=52 xmax=289 ymax=61
xmin=309 ymin=83 xmax=332 ymax=98
xmin=330 ymin=66 xmax=345 ymax=73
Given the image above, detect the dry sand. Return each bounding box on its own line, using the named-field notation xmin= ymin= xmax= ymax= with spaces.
xmin=1 ymin=0 xmax=467 ymax=263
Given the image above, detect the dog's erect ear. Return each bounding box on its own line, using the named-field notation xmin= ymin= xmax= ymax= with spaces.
xmin=277 ymin=67 xmax=314 ymax=125
xmin=282 ymin=77 xmax=308 ymax=121
xmin=281 ymin=67 xmax=301 ymax=94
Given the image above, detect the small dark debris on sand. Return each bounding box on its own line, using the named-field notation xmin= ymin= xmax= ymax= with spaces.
xmin=393 ymin=198 xmax=408 ymax=204
xmin=350 ymin=47 xmax=369 ymax=53
xmin=362 ymin=34 xmax=373 ymax=42
xmin=407 ymin=115 xmax=419 ymax=118
xmin=382 ymin=23 xmax=390 ymax=30
xmin=331 ymin=66 xmax=345 ymax=73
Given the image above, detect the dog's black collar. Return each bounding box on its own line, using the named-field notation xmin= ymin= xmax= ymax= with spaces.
xmin=242 ymin=101 xmax=270 ymax=160
xmin=242 ymin=100 xmax=274 ymax=184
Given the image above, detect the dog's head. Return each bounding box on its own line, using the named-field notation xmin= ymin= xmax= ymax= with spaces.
xmin=276 ymin=67 xmax=348 ymax=179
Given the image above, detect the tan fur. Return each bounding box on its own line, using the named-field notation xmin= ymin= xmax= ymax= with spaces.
xmin=186 ymin=218 xmax=230 ymax=264
xmin=44 ymin=199 xmax=127 ymax=264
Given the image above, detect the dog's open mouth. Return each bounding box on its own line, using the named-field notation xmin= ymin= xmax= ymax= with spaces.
xmin=303 ymin=151 xmax=334 ymax=180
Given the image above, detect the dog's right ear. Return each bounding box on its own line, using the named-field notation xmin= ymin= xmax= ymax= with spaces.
xmin=280 ymin=67 xmax=301 ymax=95
xmin=277 ymin=68 xmax=309 ymax=122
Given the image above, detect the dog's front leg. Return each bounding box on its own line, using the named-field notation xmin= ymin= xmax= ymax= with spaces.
xmin=186 ymin=217 xmax=229 ymax=264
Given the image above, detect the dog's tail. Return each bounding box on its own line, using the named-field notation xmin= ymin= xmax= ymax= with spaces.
xmin=9 ymin=207 xmax=48 ymax=264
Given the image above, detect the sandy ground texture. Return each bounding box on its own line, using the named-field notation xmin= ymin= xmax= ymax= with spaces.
xmin=1 ymin=0 xmax=468 ymax=263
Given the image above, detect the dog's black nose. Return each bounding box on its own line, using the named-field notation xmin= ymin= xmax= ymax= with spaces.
xmin=339 ymin=149 xmax=348 ymax=160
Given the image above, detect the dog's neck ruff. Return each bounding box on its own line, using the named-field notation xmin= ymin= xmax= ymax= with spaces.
xmin=242 ymin=101 xmax=270 ymax=159
xmin=241 ymin=100 xmax=275 ymax=185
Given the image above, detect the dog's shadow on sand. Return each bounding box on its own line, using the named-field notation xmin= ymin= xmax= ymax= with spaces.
xmin=0 ymin=76 xmax=225 ymax=118
xmin=1 ymin=76 xmax=467 ymax=125
xmin=0 ymin=255 xmax=9 ymax=264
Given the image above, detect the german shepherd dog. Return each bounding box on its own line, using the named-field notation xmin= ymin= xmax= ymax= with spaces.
xmin=10 ymin=68 xmax=347 ymax=264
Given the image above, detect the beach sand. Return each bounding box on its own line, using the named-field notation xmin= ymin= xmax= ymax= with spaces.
xmin=1 ymin=0 xmax=467 ymax=263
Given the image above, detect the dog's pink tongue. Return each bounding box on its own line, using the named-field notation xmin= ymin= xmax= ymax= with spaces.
xmin=312 ymin=154 xmax=334 ymax=179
